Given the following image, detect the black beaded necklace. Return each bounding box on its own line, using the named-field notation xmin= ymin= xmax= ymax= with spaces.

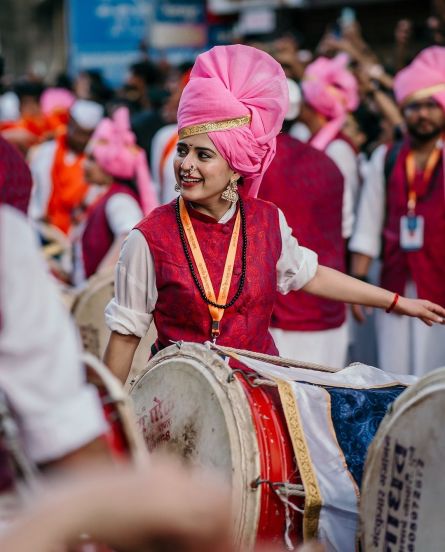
xmin=175 ymin=197 xmax=247 ymax=310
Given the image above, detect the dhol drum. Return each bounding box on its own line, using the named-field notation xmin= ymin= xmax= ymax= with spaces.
xmin=129 ymin=342 xmax=411 ymax=552
xmin=72 ymin=270 xmax=158 ymax=386
xmin=130 ymin=342 xmax=303 ymax=551
xmin=360 ymin=366 xmax=445 ymax=552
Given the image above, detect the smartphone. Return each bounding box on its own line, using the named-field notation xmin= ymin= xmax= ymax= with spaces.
xmin=339 ymin=7 xmax=356 ymax=29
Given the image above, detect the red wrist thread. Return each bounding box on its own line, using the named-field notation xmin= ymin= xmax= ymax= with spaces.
xmin=386 ymin=293 xmax=399 ymax=313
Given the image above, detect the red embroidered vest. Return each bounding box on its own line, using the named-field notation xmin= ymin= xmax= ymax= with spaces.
xmin=382 ymin=140 xmax=445 ymax=304
xmin=82 ymin=183 xmax=139 ymax=278
xmin=136 ymin=198 xmax=282 ymax=354
xmin=259 ymin=134 xmax=346 ymax=331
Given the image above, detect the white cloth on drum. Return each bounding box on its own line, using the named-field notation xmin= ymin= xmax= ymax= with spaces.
xmin=290 ymin=383 xmax=358 ymax=552
xmin=270 ymin=321 xmax=348 ymax=369
xmin=105 ymin=205 xmax=319 ymax=338
xmin=0 ymin=205 xmax=107 ymax=463
xmin=233 ymin=354 xmax=417 ymax=386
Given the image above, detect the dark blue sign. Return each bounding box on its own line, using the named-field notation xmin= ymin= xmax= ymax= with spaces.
xmin=67 ymin=0 xmax=150 ymax=86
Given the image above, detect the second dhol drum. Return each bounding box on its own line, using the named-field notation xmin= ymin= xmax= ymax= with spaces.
xmin=360 ymin=366 xmax=445 ymax=552
xmin=72 ymin=269 xmax=157 ymax=386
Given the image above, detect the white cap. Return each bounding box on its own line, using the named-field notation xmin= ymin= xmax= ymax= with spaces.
xmin=70 ymin=99 xmax=104 ymax=130
xmin=0 ymin=91 xmax=20 ymax=121
xmin=285 ymin=79 xmax=302 ymax=121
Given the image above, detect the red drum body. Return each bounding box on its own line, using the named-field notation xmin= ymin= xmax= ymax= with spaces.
xmin=129 ymin=342 xmax=303 ymax=550
xmin=239 ymin=379 xmax=302 ymax=544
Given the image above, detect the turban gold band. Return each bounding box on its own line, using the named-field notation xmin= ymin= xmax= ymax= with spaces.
xmin=402 ymin=83 xmax=445 ymax=106
xmin=178 ymin=114 xmax=251 ymax=139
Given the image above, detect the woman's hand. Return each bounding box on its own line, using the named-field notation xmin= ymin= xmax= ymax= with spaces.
xmin=394 ymin=296 xmax=445 ymax=326
xmin=351 ymin=303 xmax=373 ymax=323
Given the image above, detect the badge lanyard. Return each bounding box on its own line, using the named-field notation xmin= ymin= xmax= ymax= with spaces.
xmin=179 ymin=197 xmax=240 ymax=341
xmin=405 ymin=146 xmax=441 ymax=215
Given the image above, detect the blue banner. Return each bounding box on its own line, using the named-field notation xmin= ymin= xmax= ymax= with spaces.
xmin=68 ymin=0 xmax=211 ymax=87
xmin=67 ymin=0 xmax=150 ymax=86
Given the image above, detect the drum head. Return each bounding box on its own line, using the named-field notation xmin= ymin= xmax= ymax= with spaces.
xmin=360 ymin=369 xmax=445 ymax=551
xmin=71 ymin=270 xmax=157 ymax=382
xmin=129 ymin=342 xmax=261 ymax=550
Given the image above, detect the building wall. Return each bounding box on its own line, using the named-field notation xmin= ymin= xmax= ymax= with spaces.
xmin=0 ymin=0 xmax=66 ymax=81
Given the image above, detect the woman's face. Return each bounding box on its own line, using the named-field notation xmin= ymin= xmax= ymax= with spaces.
xmin=84 ymin=154 xmax=113 ymax=187
xmin=174 ymin=133 xmax=239 ymax=205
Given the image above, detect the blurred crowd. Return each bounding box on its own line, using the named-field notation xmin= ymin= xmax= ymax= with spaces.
xmin=0 ymin=6 xmax=445 ymax=551
xmin=1 ymin=8 xmax=445 ymax=365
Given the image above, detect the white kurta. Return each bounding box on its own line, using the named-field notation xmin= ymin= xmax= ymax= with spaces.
xmin=0 ymin=205 xmax=107 ymax=463
xmin=150 ymin=124 xmax=178 ymax=205
xmin=349 ymin=144 xmax=445 ymax=376
xmin=105 ymin=203 xmax=319 ymax=342
xmin=27 ymin=139 xmax=58 ymax=221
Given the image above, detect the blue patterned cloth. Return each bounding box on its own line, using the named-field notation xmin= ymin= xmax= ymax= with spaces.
xmin=326 ymin=386 xmax=405 ymax=489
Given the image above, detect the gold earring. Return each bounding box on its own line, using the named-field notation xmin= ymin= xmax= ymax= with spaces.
xmin=221 ymin=177 xmax=239 ymax=203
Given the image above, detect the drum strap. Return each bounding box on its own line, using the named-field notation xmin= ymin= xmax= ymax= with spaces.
xmin=179 ymin=197 xmax=240 ymax=341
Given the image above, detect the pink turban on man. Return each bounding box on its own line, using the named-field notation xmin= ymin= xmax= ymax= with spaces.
xmin=301 ymin=54 xmax=359 ymax=151
xmin=394 ymin=46 xmax=445 ymax=110
xmin=89 ymin=107 xmax=158 ymax=215
xmin=177 ymin=45 xmax=288 ymax=197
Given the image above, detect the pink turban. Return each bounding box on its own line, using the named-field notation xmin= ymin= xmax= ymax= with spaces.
xmin=89 ymin=107 xmax=158 ymax=216
xmin=177 ymin=45 xmax=288 ymax=197
xmin=40 ymin=88 xmax=75 ymax=115
xmin=302 ymin=54 xmax=359 ymax=151
xmin=394 ymin=46 xmax=445 ymax=110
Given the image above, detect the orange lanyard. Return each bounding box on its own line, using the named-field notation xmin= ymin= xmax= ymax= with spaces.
xmin=405 ymin=146 xmax=441 ymax=214
xmin=179 ymin=197 xmax=240 ymax=341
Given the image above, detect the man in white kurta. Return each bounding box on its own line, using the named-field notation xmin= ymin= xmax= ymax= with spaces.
xmin=0 ymin=205 xmax=107 ymax=464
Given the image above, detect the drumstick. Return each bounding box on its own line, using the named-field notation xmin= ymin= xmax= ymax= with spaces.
xmin=210 ymin=344 xmax=341 ymax=373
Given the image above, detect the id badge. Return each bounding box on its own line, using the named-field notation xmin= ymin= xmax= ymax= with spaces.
xmin=400 ymin=215 xmax=424 ymax=251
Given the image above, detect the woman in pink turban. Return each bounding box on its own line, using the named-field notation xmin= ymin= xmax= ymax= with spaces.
xmin=74 ymin=106 xmax=158 ymax=283
xmin=301 ymin=53 xmax=359 ymax=151
xmin=103 ymin=45 xmax=445 ymax=384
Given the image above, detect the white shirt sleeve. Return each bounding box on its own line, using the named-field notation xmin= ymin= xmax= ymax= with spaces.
xmin=349 ymin=144 xmax=387 ymax=258
xmin=105 ymin=229 xmax=156 ymax=338
xmin=105 ymin=193 xmax=144 ymax=236
xmin=276 ymin=209 xmax=319 ymax=294
xmin=27 ymin=140 xmax=57 ymax=221
xmin=0 ymin=206 xmax=107 ymax=463
xmin=325 ymin=139 xmax=360 ymax=239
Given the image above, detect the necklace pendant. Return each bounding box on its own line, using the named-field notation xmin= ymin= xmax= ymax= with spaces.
xmin=211 ymin=320 xmax=220 ymax=343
